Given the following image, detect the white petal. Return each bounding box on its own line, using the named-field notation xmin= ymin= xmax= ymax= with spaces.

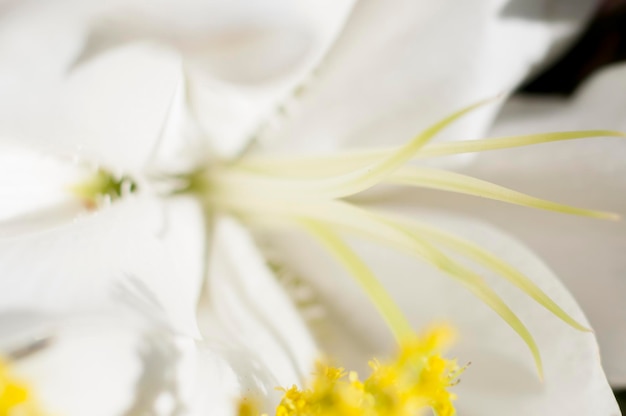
xmin=264 ymin=212 xmax=619 ymax=415
xmin=0 ymin=195 xmax=205 ymax=337
xmin=182 ymin=0 xmax=356 ymax=158
xmin=430 ymin=62 xmax=626 ymax=386
xmin=2 ymin=311 xmax=272 ymax=416
xmin=264 ymin=0 xmax=598 ymax=154
xmin=201 ymin=216 xmax=318 ymax=388
xmin=65 ymin=0 xmax=355 ymax=158
xmin=0 ymin=42 xmax=185 ymax=176
xmin=0 ymin=142 xmax=88 ymax=223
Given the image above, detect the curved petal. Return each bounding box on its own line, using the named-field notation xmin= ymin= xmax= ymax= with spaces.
xmin=0 ymin=42 xmax=185 ymax=176
xmin=61 ymin=0 xmax=356 ymax=158
xmin=264 ymin=0 xmax=599 ymax=154
xmin=426 ymin=62 xmax=626 ymax=386
xmin=0 ymin=142 xmax=89 ymax=223
xmin=1 ymin=310 xmax=279 ymax=416
xmin=0 ymin=195 xmax=205 ymax=337
xmin=180 ymin=0 xmax=356 ymax=158
xmin=200 ymin=216 xmax=318 ymax=388
xmin=262 ymin=212 xmax=619 ymax=415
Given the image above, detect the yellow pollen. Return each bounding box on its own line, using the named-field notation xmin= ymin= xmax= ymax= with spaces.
xmin=0 ymin=356 xmax=48 ymax=416
xmin=240 ymin=325 xmax=462 ymax=416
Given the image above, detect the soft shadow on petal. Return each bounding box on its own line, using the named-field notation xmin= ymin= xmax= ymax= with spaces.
xmin=63 ymin=0 xmax=355 ymax=158
xmin=0 ymin=42 xmax=185 ymax=176
xmin=263 ymin=211 xmax=619 ymax=415
xmin=0 ymin=195 xmax=205 ymax=337
xmin=200 ymin=216 xmax=318 ymax=388
xmin=76 ymin=0 xmax=354 ymax=83
xmin=178 ymin=0 xmax=356 ymax=158
xmin=264 ymin=0 xmax=598 ymax=155
xmin=0 ymin=310 xmax=270 ymax=416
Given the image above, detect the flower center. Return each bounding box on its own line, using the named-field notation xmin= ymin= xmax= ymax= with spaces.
xmin=70 ymin=168 xmax=138 ymax=209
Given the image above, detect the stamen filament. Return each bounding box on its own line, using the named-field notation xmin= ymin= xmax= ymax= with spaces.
xmin=383 ymin=214 xmax=590 ymax=332
xmin=213 ymin=192 xmax=543 ymax=376
xmin=213 ymin=98 xmax=497 ymax=200
xmin=236 ymin=130 xmax=625 ymax=177
xmin=300 ymin=219 xmax=414 ymax=342
xmin=386 ymin=166 xmax=619 ymax=220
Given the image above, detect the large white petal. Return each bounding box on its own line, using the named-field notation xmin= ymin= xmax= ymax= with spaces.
xmin=58 ymin=0 xmax=355 ymax=158
xmin=200 ymin=216 xmax=318 ymax=388
xmin=1 ymin=310 xmax=277 ymax=416
xmin=264 ymin=0 xmax=599 ymax=154
xmin=409 ymin=62 xmax=626 ymax=386
xmin=0 ymin=42 xmax=184 ymax=176
xmin=263 ymin=212 xmax=619 ymax=415
xmin=0 ymin=195 xmax=205 ymax=337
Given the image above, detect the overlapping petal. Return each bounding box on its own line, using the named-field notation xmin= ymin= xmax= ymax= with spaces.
xmin=68 ymin=0 xmax=356 ymax=158
xmin=0 ymin=310 xmax=285 ymax=416
xmin=265 ymin=0 xmax=599 ymax=154
xmin=262 ymin=211 xmax=620 ymax=415
xmin=201 ymin=216 xmax=318 ymax=388
xmin=0 ymin=195 xmax=205 ymax=337
xmin=0 ymin=42 xmax=185 ymax=177
xmin=410 ymin=62 xmax=626 ymax=386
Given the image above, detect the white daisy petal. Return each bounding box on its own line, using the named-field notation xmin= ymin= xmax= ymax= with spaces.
xmin=0 ymin=195 xmax=205 ymax=337
xmin=266 ymin=0 xmax=599 ymax=154
xmin=263 ymin=211 xmax=619 ymax=415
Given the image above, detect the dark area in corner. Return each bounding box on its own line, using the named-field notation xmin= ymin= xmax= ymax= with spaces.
xmin=521 ymin=0 xmax=626 ymax=95
xmin=616 ymin=390 xmax=626 ymax=412
xmin=517 ymin=0 xmax=626 ymax=411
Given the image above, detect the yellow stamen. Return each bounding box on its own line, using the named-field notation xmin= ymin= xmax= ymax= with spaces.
xmin=240 ymin=325 xmax=462 ymax=416
xmin=0 ymin=356 xmax=47 ymax=416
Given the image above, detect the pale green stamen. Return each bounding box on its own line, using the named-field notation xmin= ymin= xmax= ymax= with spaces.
xmin=386 ymin=166 xmax=619 ymax=220
xmin=237 ymin=130 xmax=625 ymax=176
xmin=220 ymin=196 xmax=544 ymax=376
xmin=201 ymin=99 xmax=622 ymax=377
xmin=212 ymin=98 xmax=497 ymax=200
xmin=385 ymin=214 xmax=590 ymax=332
xmin=301 ymin=219 xmax=414 ymax=342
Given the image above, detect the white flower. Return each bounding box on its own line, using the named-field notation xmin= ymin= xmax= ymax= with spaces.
xmin=0 ymin=1 xmax=623 ymax=415
xmin=0 ymin=44 xmax=319 ymax=405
